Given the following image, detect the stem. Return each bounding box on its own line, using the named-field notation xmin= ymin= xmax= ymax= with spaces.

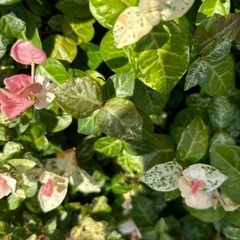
xmin=31 ymin=62 xmax=35 ymax=81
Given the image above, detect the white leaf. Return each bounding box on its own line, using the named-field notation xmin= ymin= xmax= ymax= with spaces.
xmin=141 ymin=161 xmax=182 ymax=191
xmin=160 ymin=0 xmax=195 ymax=21
xmin=38 ymin=171 xmax=68 ymax=212
xmin=69 ymin=167 xmax=101 ymax=194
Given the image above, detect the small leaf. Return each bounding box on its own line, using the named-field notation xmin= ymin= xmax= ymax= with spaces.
xmin=176 ymin=115 xmax=209 ymax=164
xmin=208 ymin=96 xmax=235 ymax=129
xmin=55 ymin=77 xmax=103 ymax=119
xmin=0 ymin=12 xmax=25 ymax=38
xmin=93 ymin=136 xmax=122 ymax=157
xmin=97 ymin=97 xmax=143 ymax=139
xmin=141 ymin=161 xmax=182 ymax=192
xmin=210 ymin=145 xmax=240 ymax=204
xmin=8 ymin=159 xmax=36 ymax=174
xmin=103 ymin=72 xmax=135 ymax=99
xmin=130 ymin=195 xmax=158 ymax=227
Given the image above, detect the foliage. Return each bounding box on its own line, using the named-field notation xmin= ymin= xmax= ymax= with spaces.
xmin=0 ymin=0 xmax=240 ymax=239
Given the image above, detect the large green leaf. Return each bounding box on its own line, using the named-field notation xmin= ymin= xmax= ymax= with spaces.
xmin=176 ymin=115 xmax=209 ymax=164
xmin=97 ymin=97 xmax=143 ymax=140
xmin=55 ymin=77 xmax=103 ymax=119
xmin=89 ymin=0 xmax=137 ymax=29
xmin=210 ymin=145 xmax=240 ymax=203
xmin=199 ymin=54 xmax=235 ymax=97
xmin=128 ymin=21 xmax=189 ymax=95
xmin=196 ymin=0 xmax=230 ymax=30
xmin=36 ymin=58 xmax=71 ymax=85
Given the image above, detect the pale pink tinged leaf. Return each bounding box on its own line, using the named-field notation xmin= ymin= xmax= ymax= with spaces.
xmin=4 ymin=74 xmax=33 ymax=94
xmin=0 ymin=174 xmax=16 ymax=199
xmin=40 ymin=178 xmax=54 ymax=197
xmin=18 ymin=82 xmax=43 ymax=99
xmin=34 ymin=76 xmax=57 ymax=109
xmin=10 ymin=39 xmax=47 ymax=65
xmin=0 ymin=89 xmax=33 ymax=118
xmin=38 ymin=171 xmax=68 ymax=212
xmin=160 ymin=0 xmax=195 ymax=21
xmin=113 ymin=7 xmax=154 ymax=48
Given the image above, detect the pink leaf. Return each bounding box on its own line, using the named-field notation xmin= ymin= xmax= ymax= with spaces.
xmin=0 ymin=89 xmax=33 ymax=118
xmin=40 ymin=178 xmax=54 ymax=197
xmin=4 ymin=74 xmax=33 ymax=95
xmin=18 ymin=82 xmax=43 ymax=99
xmin=10 ymin=39 xmax=47 ymax=65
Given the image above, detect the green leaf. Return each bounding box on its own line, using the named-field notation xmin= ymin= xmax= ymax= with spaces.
xmin=89 ymin=0 xmax=137 ymax=29
xmin=186 ymin=206 xmax=225 ymax=223
xmin=0 ymin=36 xmax=7 ymax=59
xmin=90 ymin=196 xmax=112 ymax=216
xmin=130 ymin=195 xmax=158 ymax=227
xmin=47 ymin=14 xmax=64 ymax=32
xmin=55 ymin=77 xmax=103 ymax=119
xmin=8 ymin=159 xmax=36 ymax=173
xmin=79 ymin=43 xmax=102 ymax=69
xmin=56 ymin=0 xmax=92 ymax=19
xmin=103 ymin=72 xmax=135 ymax=99
xmin=223 ymin=226 xmax=240 ymax=239
xmin=0 ymin=221 xmax=10 ymax=237
xmin=20 ymin=122 xmax=49 ymax=151
xmin=141 ymin=161 xmax=182 ymax=192
xmin=199 ymin=54 xmax=235 ymax=97
xmin=78 ymin=110 xmax=101 ymax=135
xmin=196 ymin=0 xmax=230 ymax=30
xmin=24 ymin=0 xmax=51 ymax=17
xmin=62 ymin=16 xmax=95 ymax=45
xmin=0 ymin=12 xmax=25 ymax=37
xmin=93 ymin=136 xmax=122 ymax=157
xmin=2 ymin=141 xmax=23 ymax=161
xmin=132 ymin=79 xmax=168 ymax=115
xmin=43 ymin=34 xmax=77 ymax=64
xmin=208 ymin=96 xmax=235 ymax=129
xmin=97 ymin=97 xmax=143 ymax=139
xmin=23 ymin=211 xmax=43 ymax=233
xmin=210 ymin=132 xmax=236 ymax=150
xmin=7 ymin=191 xmax=25 ymax=210
xmin=36 ymin=58 xmax=71 ymax=85
xmin=35 ymin=107 xmax=72 ymax=133
xmin=128 ymin=21 xmax=189 ymax=95
xmin=202 ymin=32 xmax=232 ymax=62
xmin=100 ymin=30 xmax=132 ymax=73
xmin=210 ymin=145 xmax=240 ymax=203
xmin=176 ymin=115 xmax=209 ymax=164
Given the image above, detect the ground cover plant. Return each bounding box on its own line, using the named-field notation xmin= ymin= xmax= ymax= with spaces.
xmin=0 ymin=0 xmax=240 ymax=239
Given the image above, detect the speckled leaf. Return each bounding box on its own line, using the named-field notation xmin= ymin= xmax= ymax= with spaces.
xmin=55 ymin=77 xmax=103 ymax=119
xmin=141 ymin=161 xmax=182 ymax=192
xmin=128 ymin=21 xmax=189 ymax=95
xmin=184 ymin=59 xmax=208 ymax=91
xmin=199 ymin=54 xmax=235 ymax=97
xmin=8 ymin=159 xmax=36 ymax=174
xmin=97 ymin=97 xmax=143 ymax=140
xmin=210 ymin=145 xmax=240 ymax=204
xmin=208 ymin=96 xmax=235 ymax=129
xmin=176 ymin=115 xmax=208 ymax=164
